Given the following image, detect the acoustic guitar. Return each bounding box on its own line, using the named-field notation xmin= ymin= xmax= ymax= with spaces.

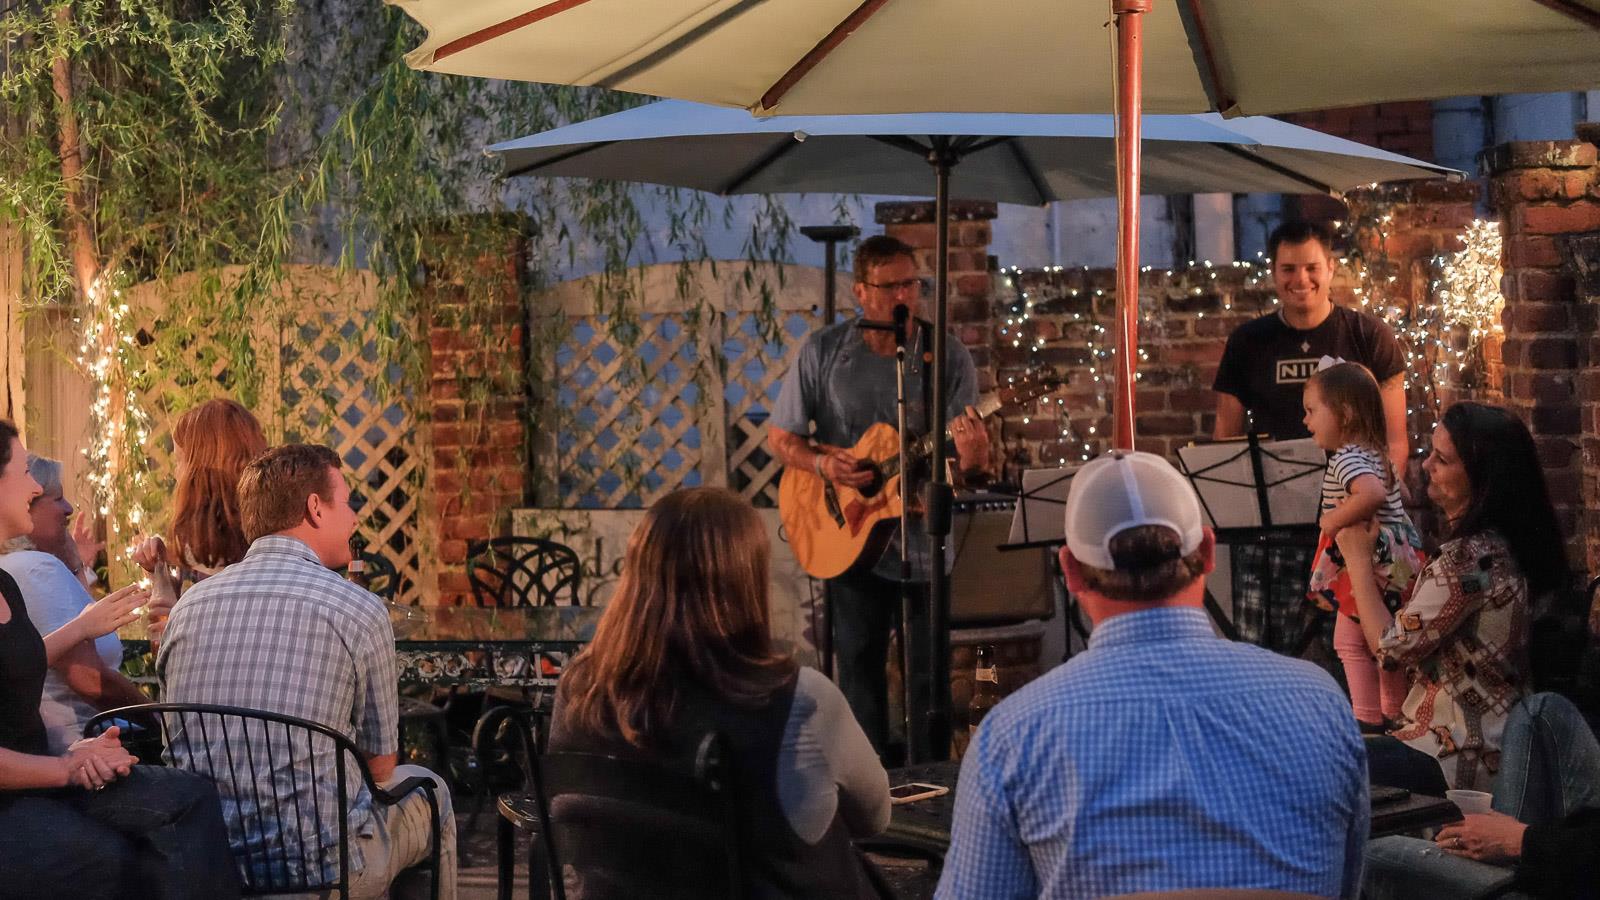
xmin=778 ymin=373 xmax=1060 ymax=580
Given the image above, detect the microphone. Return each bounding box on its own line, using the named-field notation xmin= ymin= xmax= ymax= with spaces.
xmin=892 ymin=303 xmax=910 ymax=350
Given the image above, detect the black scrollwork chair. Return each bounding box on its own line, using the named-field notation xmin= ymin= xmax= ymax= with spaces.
xmin=467 ymin=537 xmax=583 ymax=608
xmin=85 ymin=703 xmax=443 ymax=899
xmin=345 ymin=550 xmax=400 ymax=602
xmin=497 ymin=729 xmax=741 ymax=900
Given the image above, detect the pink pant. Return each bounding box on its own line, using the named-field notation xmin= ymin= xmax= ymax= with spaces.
xmin=1334 ymin=612 xmax=1408 ymax=724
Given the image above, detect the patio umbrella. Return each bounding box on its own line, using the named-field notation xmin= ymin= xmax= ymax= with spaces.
xmin=489 ymin=98 xmax=1455 ymax=761
xmin=392 ymin=1 xmax=1600 ymax=119
xmin=489 ymin=101 xmax=1456 ymax=202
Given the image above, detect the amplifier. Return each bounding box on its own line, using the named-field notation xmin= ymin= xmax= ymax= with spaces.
xmin=950 ymin=493 xmax=1055 ymax=626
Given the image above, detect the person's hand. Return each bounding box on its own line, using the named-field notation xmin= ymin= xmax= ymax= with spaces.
xmin=1436 ymin=812 xmax=1527 ymax=865
xmin=1333 ymin=516 xmax=1379 ymax=561
xmin=820 ymin=449 xmax=877 ymax=490
xmin=129 ymin=536 xmax=168 ymax=574
xmin=1318 ymin=509 xmax=1342 ymax=539
xmin=62 ymin=727 xmax=135 ymax=791
xmin=71 ymin=514 xmax=104 ymax=572
xmin=70 ymin=583 xmax=150 ymax=641
xmin=952 ymin=405 xmax=990 ymax=466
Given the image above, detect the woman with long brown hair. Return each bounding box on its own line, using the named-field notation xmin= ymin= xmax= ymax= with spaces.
xmin=552 ymin=487 xmax=889 ymax=899
xmin=132 ymin=399 xmax=268 ymax=627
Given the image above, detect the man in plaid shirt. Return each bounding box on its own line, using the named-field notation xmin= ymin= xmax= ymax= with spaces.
xmin=159 ymin=443 xmax=456 ymax=898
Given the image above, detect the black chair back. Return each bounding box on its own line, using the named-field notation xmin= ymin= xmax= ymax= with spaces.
xmin=347 ymin=549 xmax=400 ymax=602
xmin=466 ymin=537 xmax=582 ymax=607
xmin=85 ymin=702 xmax=439 ymax=898
xmin=529 ymin=733 xmax=741 ymax=900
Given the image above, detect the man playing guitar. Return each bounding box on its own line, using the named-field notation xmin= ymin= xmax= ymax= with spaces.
xmin=767 ymin=234 xmax=992 ymax=759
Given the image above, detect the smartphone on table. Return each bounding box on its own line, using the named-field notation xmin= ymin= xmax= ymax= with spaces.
xmin=889 ymin=782 xmax=949 ymax=805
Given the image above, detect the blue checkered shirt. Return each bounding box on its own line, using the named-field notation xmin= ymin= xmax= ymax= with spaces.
xmin=157 ymin=535 xmax=399 ymax=885
xmin=937 ymin=607 xmax=1368 ymax=899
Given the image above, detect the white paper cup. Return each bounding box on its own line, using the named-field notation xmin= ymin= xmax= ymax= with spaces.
xmin=1446 ymin=789 xmax=1493 ymax=815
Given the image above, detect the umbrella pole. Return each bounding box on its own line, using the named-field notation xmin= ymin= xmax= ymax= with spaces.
xmin=1112 ymin=0 xmax=1151 ymax=451
xmin=920 ymin=140 xmax=959 ymax=763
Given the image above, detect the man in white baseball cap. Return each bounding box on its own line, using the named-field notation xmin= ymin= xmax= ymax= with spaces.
xmin=938 ymin=451 xmax=1369 ymax=900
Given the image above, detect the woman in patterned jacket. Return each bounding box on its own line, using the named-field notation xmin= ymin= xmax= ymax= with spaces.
xmin=1337 ymin=402 xmax=1568 ymax=793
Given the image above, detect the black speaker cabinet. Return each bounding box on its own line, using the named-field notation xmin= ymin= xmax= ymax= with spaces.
xmin=949 ymin=496 xmax=1055 ymax=627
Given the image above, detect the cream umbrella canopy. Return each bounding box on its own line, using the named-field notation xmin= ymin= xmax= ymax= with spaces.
xmin=390 ymin=0 xmax=1600 ymax=118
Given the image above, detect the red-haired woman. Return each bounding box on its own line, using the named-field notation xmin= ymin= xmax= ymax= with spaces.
xmin=552 ymin=487 xmax=890 ymax=898
xmin=132 ymin=398 xmax=268 ymax=629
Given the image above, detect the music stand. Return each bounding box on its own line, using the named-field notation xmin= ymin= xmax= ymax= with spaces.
xmin=1176 ymin=434 xmax=1324 ymax=648
xmin=996 ymin=466 xmax=1086 ymax=659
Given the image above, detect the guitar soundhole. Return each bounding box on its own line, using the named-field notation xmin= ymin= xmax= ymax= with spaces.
xmin=856 ymin=464 xmax=886 ymax=499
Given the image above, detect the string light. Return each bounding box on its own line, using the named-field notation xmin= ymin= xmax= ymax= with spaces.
xmin=76 ymin=270 xmax=156 ymax=561
xmin=998 ymin=259 xmax=1274 ymax=465
xmin=1340 ymin=206 xmax=1503 ymax=454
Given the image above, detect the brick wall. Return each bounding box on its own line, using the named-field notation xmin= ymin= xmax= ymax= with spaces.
xmin=874 ymin=183 xmax=1484 ymax=482
xmin=1283 ymin=102 xmax=1436 ymax=163
xmin=876 ymin=199 xmax=998 ymax=394
xmin=422 ymin=227 xmax=531 ymax=604
xmin=1485 ymin=133 xmax=1600 ymax=570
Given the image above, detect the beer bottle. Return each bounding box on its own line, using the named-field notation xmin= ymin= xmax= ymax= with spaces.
xmin=968 ymin=645 xmax=1000 ymax=737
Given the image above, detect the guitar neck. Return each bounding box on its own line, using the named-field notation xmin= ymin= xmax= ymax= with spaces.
xmin=907 ymin=394 xmax=1006 ymax=461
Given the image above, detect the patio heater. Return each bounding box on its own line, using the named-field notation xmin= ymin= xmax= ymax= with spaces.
xmin=799 ymin=223 xmax=859 ymax=324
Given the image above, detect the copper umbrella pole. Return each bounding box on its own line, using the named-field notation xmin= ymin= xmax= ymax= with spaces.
xmin=1112 ymin=0 xmax=1151 ymax=451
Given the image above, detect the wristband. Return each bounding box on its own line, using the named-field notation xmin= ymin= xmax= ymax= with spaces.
xmin=813 ymin=455 xmax=826 ymax=478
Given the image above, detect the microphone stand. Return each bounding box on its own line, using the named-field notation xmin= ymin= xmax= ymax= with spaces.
xmin=857 ymin=306 xmax=923 ymax=762
xmin=891 ymin=303 xmax=921 ymax=764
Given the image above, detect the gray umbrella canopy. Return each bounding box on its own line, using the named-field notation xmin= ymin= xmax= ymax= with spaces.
xmin=489 ymin=100 xmax=1456 ymax=203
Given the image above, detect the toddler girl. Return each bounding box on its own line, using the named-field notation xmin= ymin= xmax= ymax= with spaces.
xmin=1304 ymin=362 xmax=1425 ymax=730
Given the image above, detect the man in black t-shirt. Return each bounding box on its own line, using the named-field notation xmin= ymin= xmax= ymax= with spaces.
xmin=1214 ymin=221 xmax=1409 ymax=474
xmin=1211 ymin=221 xmax=1410 ymax=656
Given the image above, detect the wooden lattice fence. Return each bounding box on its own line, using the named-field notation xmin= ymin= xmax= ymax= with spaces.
xmin=538 ymin=262 xmax=846 ymax=510
xmin=122 ymin=265 xmax=433 ymax=603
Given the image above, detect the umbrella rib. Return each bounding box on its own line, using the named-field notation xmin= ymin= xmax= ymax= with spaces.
xmin=1002 ymin=138 xmax=1051 ymax=207
xmin=962 ymin=136 xmax=1009 ymax=157
xmin=503 ymin=140 xmax=618 ymax=178
xmin=1528 ymin=0 xmax=1600 ymax=29
xmin=759 ymin=0 xmax=892 ymax=112
xmin=1216 ymin=144 xmax=1332 ymax=196
xmin=435 ymin=0 xmax=600 ymax=62
xmin=870 ymin=135 xmax=933 ymax=159
xmin=596 ymin=0 xmax=775 ymax=89
xmin=1173 ymin=0 xmax=1237 ymax=115
xmin=718 ymin=136 xmax=803 ymax=195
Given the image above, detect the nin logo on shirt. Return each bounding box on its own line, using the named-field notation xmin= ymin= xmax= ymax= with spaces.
xmin=1275 ymin=358 xmax=1319 ymax=384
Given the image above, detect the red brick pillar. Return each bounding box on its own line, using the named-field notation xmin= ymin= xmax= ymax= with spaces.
xmin=1485 ymin=139 xmax=1599 ymax=565
xmin=874 ymin=200 xmax=997 ymax=392
xmin=1572 ymin=231 xmax=1600 ymax=576
xmin=422 ymin=225 xmax=531 ymax=605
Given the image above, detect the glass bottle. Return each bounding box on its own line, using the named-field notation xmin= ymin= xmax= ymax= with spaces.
xmin=968 ymin=645 xmax=1000 ymax=737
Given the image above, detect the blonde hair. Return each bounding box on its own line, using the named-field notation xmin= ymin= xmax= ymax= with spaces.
xmin=558 ymin=487 xmax=796 ymax=747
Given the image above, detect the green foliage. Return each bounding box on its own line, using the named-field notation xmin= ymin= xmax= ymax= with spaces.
xmin=2 ymin=0 xmax=797 ymax=553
